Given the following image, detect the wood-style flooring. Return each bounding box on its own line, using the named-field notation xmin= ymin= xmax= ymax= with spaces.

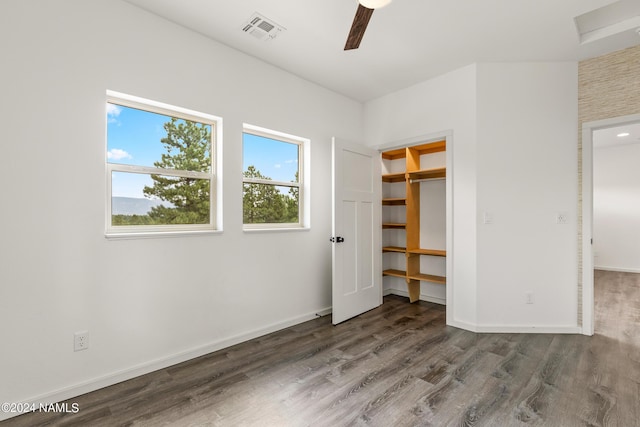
xmin=3 ymin=270 xmax=639 ymax=426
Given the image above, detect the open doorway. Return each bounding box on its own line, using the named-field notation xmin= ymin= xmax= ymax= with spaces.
xmin=582 ymin=114 xmax=640 ymax=335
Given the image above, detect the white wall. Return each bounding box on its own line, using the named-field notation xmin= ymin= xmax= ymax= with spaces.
xmin=365 ymin=62 xmax=580 ymax=332
xmin=475 ymin=63 xmax=579 ymax=330
xmin=0 ymin=0 xmax=586 ymax=412
xmin=594 ymin=143 xmax=640 ymax=272
xmin=364 ymin=65 xmax=479 ymax=327
xmin=0 ymin=0 xmax=362 ymax=412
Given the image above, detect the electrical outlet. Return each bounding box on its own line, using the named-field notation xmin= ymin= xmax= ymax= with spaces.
xmin=525 ymin=292 xmax=534 ymax=304
xmin=74 ymin=331 xmax=89 ymax=352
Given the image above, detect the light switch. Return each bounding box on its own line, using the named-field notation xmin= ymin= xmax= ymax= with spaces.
xmin=483 ymin=212 xmax=493 ymax=224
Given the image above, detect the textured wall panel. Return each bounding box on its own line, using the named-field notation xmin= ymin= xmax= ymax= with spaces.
xmin=578 ymin=45 xmax=640 ymax=324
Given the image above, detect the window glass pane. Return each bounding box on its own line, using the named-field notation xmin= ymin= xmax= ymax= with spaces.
xmin=243 ymin=183 xmax=299 ymax=224
xmin=243 ymin=133 xmax=299 ymax=183
xmin=107 ymin=103 xmax=212 ymax=172
xmin=112 ymin=171 xmax=210 ymax=226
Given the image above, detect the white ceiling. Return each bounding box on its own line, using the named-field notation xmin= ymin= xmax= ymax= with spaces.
xmin=123 ymin=0 xmax=640 ymax=102
xmin=594 ymin=122 xmax=640 ymax=149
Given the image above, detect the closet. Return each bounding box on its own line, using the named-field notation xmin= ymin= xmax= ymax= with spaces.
xmin=381 ymin=140 xmax=447 ymax=303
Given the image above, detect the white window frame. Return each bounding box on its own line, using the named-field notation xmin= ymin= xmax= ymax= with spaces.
xmin=105 ymin=90 xmax=223 ymax=238
xmin=242 ymin=124 xmax=310 ymax=231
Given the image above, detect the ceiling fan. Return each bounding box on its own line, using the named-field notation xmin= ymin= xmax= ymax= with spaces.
xmin=344 ymin=0 xmax=393 ymax=50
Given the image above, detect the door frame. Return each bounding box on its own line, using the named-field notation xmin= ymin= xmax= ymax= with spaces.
xmin=376 ymin=130 xmax=453 ymax=326
xmin=581 ymin=113 xmax=640 ymax=336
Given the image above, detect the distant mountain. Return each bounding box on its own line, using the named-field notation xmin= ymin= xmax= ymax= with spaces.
xmin=112 ymin=197 xmax=170 ymax=216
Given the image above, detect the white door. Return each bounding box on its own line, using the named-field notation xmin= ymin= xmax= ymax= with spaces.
xmin=331 ymin=137 xmax=382 ymax=324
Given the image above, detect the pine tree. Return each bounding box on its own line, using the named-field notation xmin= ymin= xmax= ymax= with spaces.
xmin=243 ymin=166 xmax=288 ymax=223
xmin=143 ymin=118 xmax=211 ymax=224
xmin=286 ymin=171 xmax=299 ymax=222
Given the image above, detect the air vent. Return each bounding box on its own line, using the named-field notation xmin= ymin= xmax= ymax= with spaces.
xmin=241 ymin=13 xmax=285 ymax=41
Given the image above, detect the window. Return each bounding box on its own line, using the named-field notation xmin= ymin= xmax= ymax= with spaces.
xmin=243 ymin=124 xmax=309 ymax=229
xmin=106 ymin=91 xmax=222 ymax=236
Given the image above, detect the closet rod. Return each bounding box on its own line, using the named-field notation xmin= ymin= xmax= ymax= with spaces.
xmin=409 ymin=177 xmax=445 ymax=184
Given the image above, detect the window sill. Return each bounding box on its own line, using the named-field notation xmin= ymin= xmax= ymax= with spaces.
xmin=105 ymin=229 xmax=223 ymax=240
xmin=243 ymin=226 xmax=310 ymax=233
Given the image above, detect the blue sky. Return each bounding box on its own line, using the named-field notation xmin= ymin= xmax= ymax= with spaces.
xmin=242 ymin=133 xmax=298 ymax=183
xmin=107 ymin=104 xmax=175 ymax=198
xmin=107 ymin=103 xmax=298 ymax=198
xmin=107 ymin=103 xmax=172 ymax=168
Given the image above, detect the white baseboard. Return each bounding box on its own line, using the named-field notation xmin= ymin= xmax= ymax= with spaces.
xmin=448 ymin=319 xmax=478 ymax=332
xmin=447 ymin=319 xmax=582 ymax=334
xmin=384 ymin=288 xmax=446 ymax=305
xmin=0 ymin=306 xmax=332 ymax=422
xmin=383 ymin=290 xmax=582 ymax=334
xmin=473 ymin=325 xmax=582 ymax=334
xmin=315 ymin=307 xmax=332 ymax=317
xmin=595 ymin=265 xmax=640 ymax=274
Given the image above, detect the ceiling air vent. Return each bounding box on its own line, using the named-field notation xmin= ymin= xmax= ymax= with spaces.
xmin=241 ymin=13 xmax=285 ymax=41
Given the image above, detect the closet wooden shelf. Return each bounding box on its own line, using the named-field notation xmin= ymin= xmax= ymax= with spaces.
xmin=382 ymin=198 xmax=406 ymax=206
xmin=383 ymin=247 xmax=444 ymax=256
xmin=383 ymin=269 xmax=406 ymax=278
xmin=382 ymin=223 xmax=406 ymax=229
xmin=407 ymin=248 xmax=446 ymax=257
xmin=412 ymin=140 xmax=446 ymax=155
xmin=407 ymin=273 xmax=446 ymax=285
xmin=381 ymin=148 xmax=406 ymax=160
xmin=381 ymin=139 xmax=447 ymax=304
xmin=382 ymin=172 xmax=406 ymax=183
xmin=408 ymin=167 xmax=446 ymax=181
xmin=383 ymin=141 xmax=445 ymax=160
xmin=383 ymin=246 xmax=406 ymax=253
xmin=382 ymin=269 xmax=447 ymax=286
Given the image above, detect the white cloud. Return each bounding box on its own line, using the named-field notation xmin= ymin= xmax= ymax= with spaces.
xmin=285 ymin=159 xmax=298 ymax=164
xmin=107 ymin=103 xmax=121 ymax=117
xmin=274 ymin=164 xmax=282 ymax=169
xmin=107 ymin=148 xmax=132 ymax=160
xmin=107 ymin=104 xmax=121 ymax=124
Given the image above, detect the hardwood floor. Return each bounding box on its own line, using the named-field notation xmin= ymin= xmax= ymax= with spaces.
xmin=3 ymin=270 xmax=639 ymax=426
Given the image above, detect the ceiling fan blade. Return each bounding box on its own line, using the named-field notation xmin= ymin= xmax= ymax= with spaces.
xmin=344 ymin=4 xmax=374 ymax=50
